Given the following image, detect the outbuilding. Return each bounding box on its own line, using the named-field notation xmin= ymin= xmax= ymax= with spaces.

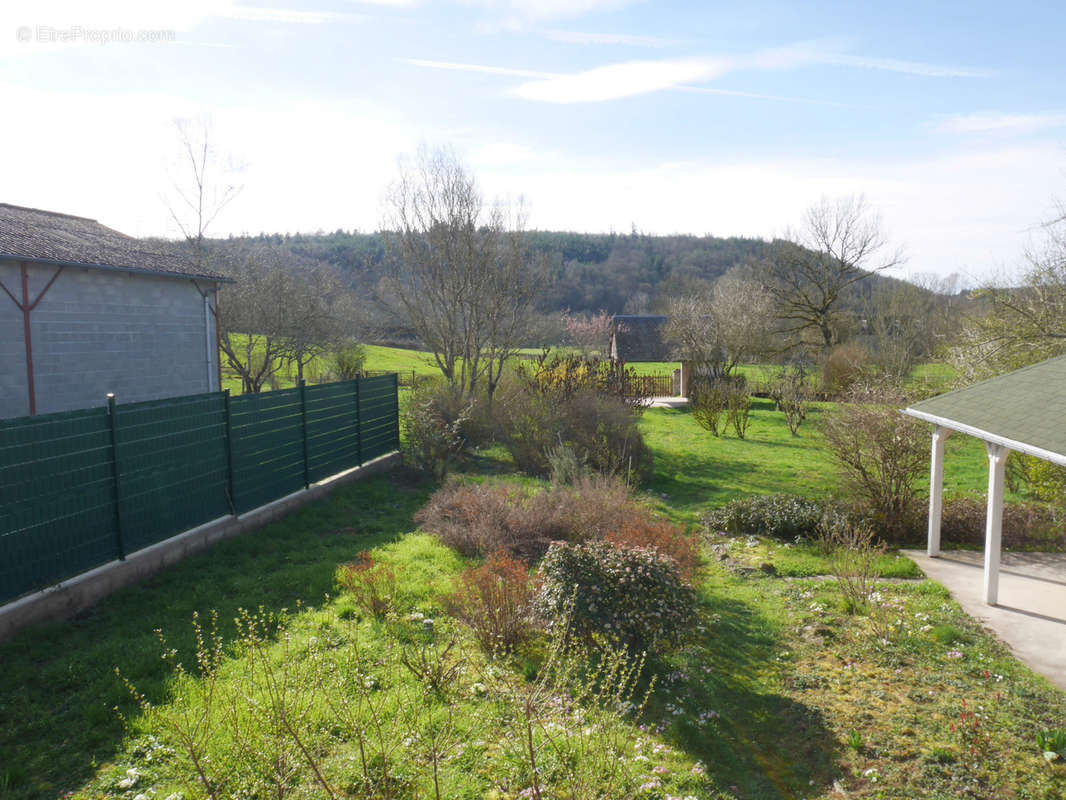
xmin=609 ymin=314 xmax=691 ymax=397
xmin=0 ymin=203 xmax=225 ymax=418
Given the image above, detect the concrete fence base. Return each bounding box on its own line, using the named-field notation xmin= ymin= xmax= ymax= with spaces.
xmin=0 ymin=451 xmax=401 ymax=643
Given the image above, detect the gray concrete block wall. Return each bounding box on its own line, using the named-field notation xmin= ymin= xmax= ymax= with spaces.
xmin=0 ymin=260 xmax=219 ymax=418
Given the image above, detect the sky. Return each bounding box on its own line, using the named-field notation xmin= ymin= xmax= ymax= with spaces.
xmin=1 ymin=0 xmax=1064 ymax=282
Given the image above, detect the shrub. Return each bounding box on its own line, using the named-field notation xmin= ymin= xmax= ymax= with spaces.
xmin=444 ymin=551 xmax=539 ymax=654
xmin=545 ymin=442 xmax=590 ymax=486
xmin=336 ymin=552 xmax=399 ymax=618
xmin=690 ymin=376 xmax=750 ymax=438
xmin=536 ymin=540 xmax=696 ymax=651
xmin=703 ymin=494 xmax=842 ymax=541
xmin=328 ymin=339 xmax=367 ymax=380
xmin=402 ymin=380 xmax=474 ymax=481
xmin=768 ymin=365 xmax=809 ymax=436
xmin=940 ymin=496 xmax=1064 ymax=550
xmin=821 ymin=342 xmax=869 ymax=397
xmin=416 ymin=476 xmax=643 ymax=561
xmin=605 ymin=518 xmax=701 ymax=581
xmin=689 ymin=378 xmax=727 ymax=436
xmin=1007 ymin=452 xmax=1066 ymax=504
xmin=498 ymin=386 xmax=653 ymax=485
xmin=818 ymin=516 xmax=884 ymax=613
xmin=820 ymin=387 xmax=927 ymax=541
xmin=725 ymin=383 xmax=752 ymax=439
xmin=515 ymin=351 xmax=650 ymax=413
xmin=559 ymin=390 xmax=653 ymax=484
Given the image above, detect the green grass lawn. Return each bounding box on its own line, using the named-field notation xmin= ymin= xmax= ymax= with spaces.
xmin=640 ymin=400 xmax=1003 ymax=523
xmin=3 ymin=463 xmax=1064 ymax=799
xmin=4 ymin=364 xmax=1064 ymax=800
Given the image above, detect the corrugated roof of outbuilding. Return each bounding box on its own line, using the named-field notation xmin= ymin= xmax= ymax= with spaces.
xmin=0 ymin=203 xmax=225 ymax=281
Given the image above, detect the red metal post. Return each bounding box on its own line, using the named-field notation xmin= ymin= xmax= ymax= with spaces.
xmin=21 ymin=263 xmax=36 ymax=416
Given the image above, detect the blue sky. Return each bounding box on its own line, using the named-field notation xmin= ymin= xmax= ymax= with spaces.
xmin=1 ymin=0 xmax=1064 ymax=280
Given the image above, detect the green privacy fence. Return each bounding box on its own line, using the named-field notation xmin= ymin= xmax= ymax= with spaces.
xmin=0 ymin=374 xmax=399 ymax=605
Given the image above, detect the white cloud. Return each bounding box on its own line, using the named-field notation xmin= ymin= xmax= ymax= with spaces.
xmin=933 ymin=111 xmax=1066 ymax=135
xmin=216 ymin=6 xmax=361 ymax=25
xmin=415 ymin=39 xmax=990 ymax=106
xmin=824 ymin=53 xmax=994 ymax=78
xmin=511 ymin=57 xmax=726 ymax=103
xmin=677 ymin=84 xmax=872 ymax=110
xmin=404 ymin=58 xmax=557 ymax=79
xmin=541 ymin=29 xmax=677 ymax=47
xmin=2 ymin=84 xmax=1056 ymax=283
xmin=461 ymin=0 xmax=639 ymax=25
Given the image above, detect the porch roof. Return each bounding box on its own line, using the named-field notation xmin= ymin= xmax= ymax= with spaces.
xmin=902 ymin=354 xmax=1066 ymax=467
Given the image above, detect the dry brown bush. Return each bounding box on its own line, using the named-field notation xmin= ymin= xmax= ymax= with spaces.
xmin=605 ymin=518 xmax=700 ymax=581
xmin=444 ymin=551 xmax=540 ymax=654
xmin=415 ymin=476 xmax=652 ymax=561
xmin=821 ymin=341 xmax=870 ymax=397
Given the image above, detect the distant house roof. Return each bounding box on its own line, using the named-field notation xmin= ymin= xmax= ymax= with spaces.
xmin=0 ymin=203 xmax=225 ymax=281
xmin=903 ymin=355 xmax=1066 ymax=466
xmin=610 ymin=315 xmax=670 ymax=362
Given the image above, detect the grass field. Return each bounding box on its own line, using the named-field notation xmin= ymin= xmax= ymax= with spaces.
xmin=3 ymin=467 xmax=1064 ymax=797
xmin=640 ymin=400 xmax=1005 ymax=523
xmin=3 ymin=382 xmax=1065 ymax=799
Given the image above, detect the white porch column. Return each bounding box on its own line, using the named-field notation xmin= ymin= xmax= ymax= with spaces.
xmin=927 ymin=425 xmax=952 ymax=557
xmin=983 ymin=442 xmax=1009 ymax=605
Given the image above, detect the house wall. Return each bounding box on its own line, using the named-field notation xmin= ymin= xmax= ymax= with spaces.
xmin=0 ymin=259 xmax=219 ymax=418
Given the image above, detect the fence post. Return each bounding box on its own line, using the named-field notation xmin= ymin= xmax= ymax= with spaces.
xmin=393 ymin=372 xmax=401 ymax=452
xmin=223 ymin=389 xmax=237 ymax=515
xmin=299 ymin=380 xmax=310 ymax=489
xmin=354 ymin=378 xmax=363 ymax=466
xmin=106 ymin=393 xmax=126 ymax=561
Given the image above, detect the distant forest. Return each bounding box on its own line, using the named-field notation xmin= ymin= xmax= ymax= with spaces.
xmin=213 ymin=228 xmax=912 ymax=317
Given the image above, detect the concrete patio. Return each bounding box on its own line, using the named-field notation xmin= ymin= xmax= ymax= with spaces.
xmin=905 ymin=549 xmax=1066 ymax=690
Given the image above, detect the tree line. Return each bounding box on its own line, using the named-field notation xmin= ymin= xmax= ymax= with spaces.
xmin=162 ymin=121 xmax=1064 ymax=400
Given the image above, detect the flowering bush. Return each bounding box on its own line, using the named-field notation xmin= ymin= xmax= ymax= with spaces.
xmin=536 ymin=540 xmax=696 ymax=651
xmin=703 ymin=494 xmax=843 ymax=541
xmin=444 ymin=551 xmax=540 ymax=654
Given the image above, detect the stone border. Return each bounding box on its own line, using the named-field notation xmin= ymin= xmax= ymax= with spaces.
xmin=0 ymin=452 xmax=401 ymax=642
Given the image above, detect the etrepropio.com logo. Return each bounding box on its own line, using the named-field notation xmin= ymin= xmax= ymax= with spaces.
xmin=15 ymin=25 xmax=176 ymax=45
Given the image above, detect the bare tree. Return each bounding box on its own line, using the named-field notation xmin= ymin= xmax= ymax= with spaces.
xmin=214 ymin=243 xmax=296 ymax=393
xmin=766 ymin=195 xmax=903 ymax=351
xmin=212 ymin=244 xmax=350 ymax=392
xmin=165 ymin=118 xmax=243 ymax=267
xmin=663 ymin=271 xmax=775 ymax=379
xmin=278 ymin=264 xmax=348 ymax=384
xmin=950 ymin=213 xmax=1066 ymax=383
xmin=382 ymin=146 xmax=539 ymax=399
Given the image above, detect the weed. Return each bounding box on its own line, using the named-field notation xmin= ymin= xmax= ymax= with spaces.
xmin=1037 ymin=729 xmax=1066 ymax=766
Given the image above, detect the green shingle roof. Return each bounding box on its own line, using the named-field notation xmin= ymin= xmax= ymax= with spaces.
xmin=904 ymin=355 xmax=1066 ymax=465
